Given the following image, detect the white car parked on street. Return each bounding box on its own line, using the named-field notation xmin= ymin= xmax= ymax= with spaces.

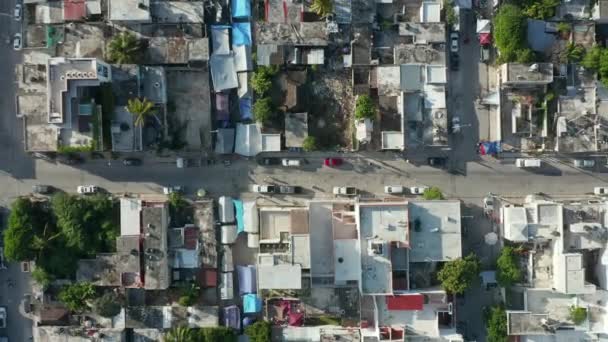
xmin=594 ymin=187 xmax=608 ymax=196
xmin=384 ymin=186 xmax=404 ymax=194
xmin=409 ymin=186 xmax=428 ymax=195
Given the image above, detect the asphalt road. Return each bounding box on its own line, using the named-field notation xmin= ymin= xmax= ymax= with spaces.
xmin=0 ymin=1 xmax=36 ymax=341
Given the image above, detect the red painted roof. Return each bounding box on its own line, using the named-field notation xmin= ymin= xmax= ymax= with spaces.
xmin=183 ymin=226 xmax=199 ymax=250
xmin=198 ymin=268 xmax=218 ymax=287
xmin=386 ymin=294 xmax=424 ymax=311
xmin=64 ymin=0 xmax=86 ymax=21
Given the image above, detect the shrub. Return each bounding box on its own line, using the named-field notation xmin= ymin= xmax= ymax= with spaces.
xmin=245 ymin=321 xmax=272 ymax=342
xmin=443 ymin=0 xmax=457 ymax=27
xmin=570 ymin=306 xmax=587 ymax=325
xmin=355 ymin=95 xmax=376 ymax=120
xmin=486 ymin=306 xmax=508 ymax=342
xmin=253 ymin=97 xmax=274 ymax=124
xmin=494 ymin=5 xmax=527 ymax=63
xmin=302 ymin=136 xmax=317 ymax=151
xmin=422 ymin=186 xmax=444 ymax=200
xmin=252 ymin=66 xmax=277 ymax=95
xmin=582 ymin=46 xmax=602 ymax=70
xmin=58 ymin=282 xmax=96 ymax=312
xmin=496 ymin=246 xmax=522 ymax=287
xmin=565 ymin=43 xmax=585 ymax=63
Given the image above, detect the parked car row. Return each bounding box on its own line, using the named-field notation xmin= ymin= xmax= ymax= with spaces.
xmin=251 ymin=184 xmax=302 ymax=194
xmin=258 ymin=157 xmax=344 ymax=168
xmin=384 ymin=186 xmax=428 ymax=195
xmin=516 ymin=158 xmax=600 ymax=169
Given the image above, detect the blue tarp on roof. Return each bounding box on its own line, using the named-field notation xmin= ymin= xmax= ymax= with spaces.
xmin=239 ymin=97 xmax=253 ymax=120
xmin=233 ymin=199 xmax=245 ymax=233
xmin=232 ymin=22 xmax=252 ymax=46
xmin=478 ymin=141 xmax=502 ymax=155
xmin=237 ymin=265 xmax=257 ymax=295
xmin=243 ymin=294 xmax=262 ymax=313
xmin=232 ymin=0 xmax=251 ymax=18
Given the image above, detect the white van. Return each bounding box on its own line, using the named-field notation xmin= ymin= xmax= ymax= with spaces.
xmin=515 ymin=158 xmax=541 ymax=168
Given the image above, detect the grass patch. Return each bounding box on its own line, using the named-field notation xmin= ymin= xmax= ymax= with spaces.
xmin=305 ymin=315 xmax=341 ymax=326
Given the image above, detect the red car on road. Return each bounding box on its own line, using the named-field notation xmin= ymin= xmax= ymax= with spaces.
xmin=324 ymin=157 xmax=343 ymax=167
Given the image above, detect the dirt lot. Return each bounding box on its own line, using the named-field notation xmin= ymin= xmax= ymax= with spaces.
xmin=166 ymin=69 xmax=212 ymax=151
xmin=307 ymin=68 xmax=355 ymax=150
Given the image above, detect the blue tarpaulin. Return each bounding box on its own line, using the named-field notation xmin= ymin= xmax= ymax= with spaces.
xmin=232 ymin=22 xmax=252 ymax=46
xmin=239 ymin=97 xmax=252 ymax=120
xmin=243 ymin=294 xmax=262 ymax=313
xmin=478 ymin=141 xmax=502 ymax=155
xmin=237 ymin=265 xmax=256 ymax=295
xmin=232 ymin=0 xmax=251 ymax=18
xmin=233 ymin=199 xmax=245 ymax=233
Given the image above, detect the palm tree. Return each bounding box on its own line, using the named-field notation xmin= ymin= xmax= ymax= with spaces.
xmin=108 ymin=32 xmax=141 ymax=64
xmin=310 ymin=0 xmax=332 ymax=17
xmin=126 ymin=98 xmax=155 ymax=127
xmin=164 ymin=326 xmax=194 ymax=342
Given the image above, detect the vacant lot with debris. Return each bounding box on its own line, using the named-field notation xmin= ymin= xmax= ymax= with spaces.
xmin=166 ymin=69 xmax=212 ymax=151
xmin=307 ymin=69 xmax=355 ymax=150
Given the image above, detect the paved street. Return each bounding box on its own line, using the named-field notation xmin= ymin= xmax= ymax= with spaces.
xmin=0 ymin=0 xmax=35 ymax=340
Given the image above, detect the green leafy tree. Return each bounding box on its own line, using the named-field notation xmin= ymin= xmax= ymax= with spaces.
xmin=253 ymin=97 xmax=274 ymax=124
xmin=564 ymin=43 xmax=586 ymax=63
xmin=3 ymin=198 xmax=45 ymax=261
xmin=355 ymin=95 xmax=376 ymax=120
xmin=245 ymin=321 xmax=272 ymax=342
xmin=486 ymin=306 xmax=508 ymax=342
xmin=107 ymin=32 xmax=142 ymax=64
xmin=570 ymin=306 xmax=587 ymax=325
xmin=126 ymin=98 xmax=156 ymax=127
xmin=522 ymin=0 xmax=560 ymax=19
xmin=310 ymin=0 xmax=333 ymax=17
xmin=51 ymin=193 xmax=117 ymax=255
xmin=92 ymin=292 xmax=122 ymax=318
xmin=422 ymin=186 xmax=444 ymax=200
xmin=443 ymin=0 xmax=457 ymax=27
xmin=251 ymin=66 xmax=277 ymax=95
xmin=302 ymin=136 xmax=317 ymax=151
xmin=494 ymin=4 xmax=527 ymax=63
xmin=32 ymin=267 xmax=55 ymax=289
xmin=51 ymin=193 xmax=88 ymax=251
xmin=198 ymin=327 xmax=237 ymax=342
xmin=437 ymin=254 xmax=480 ymax=294
xmin=165 ymin=326 xmax=195 ymax=342
xmin=496 ymin=246 xmax=522 ymax=287
xmin=582 ymin=46 xmax=602 ymax=70
xmin=59 ymin=282 xmax=96 ymax=312
xmin=557 ymin=22 xmax=571 ymax=36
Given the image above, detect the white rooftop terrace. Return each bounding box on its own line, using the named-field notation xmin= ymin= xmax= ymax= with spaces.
xmin=408 ymin=201 xmax=462 ymax=262
xmin=358 ymin=202 xmax=409 ymax=295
